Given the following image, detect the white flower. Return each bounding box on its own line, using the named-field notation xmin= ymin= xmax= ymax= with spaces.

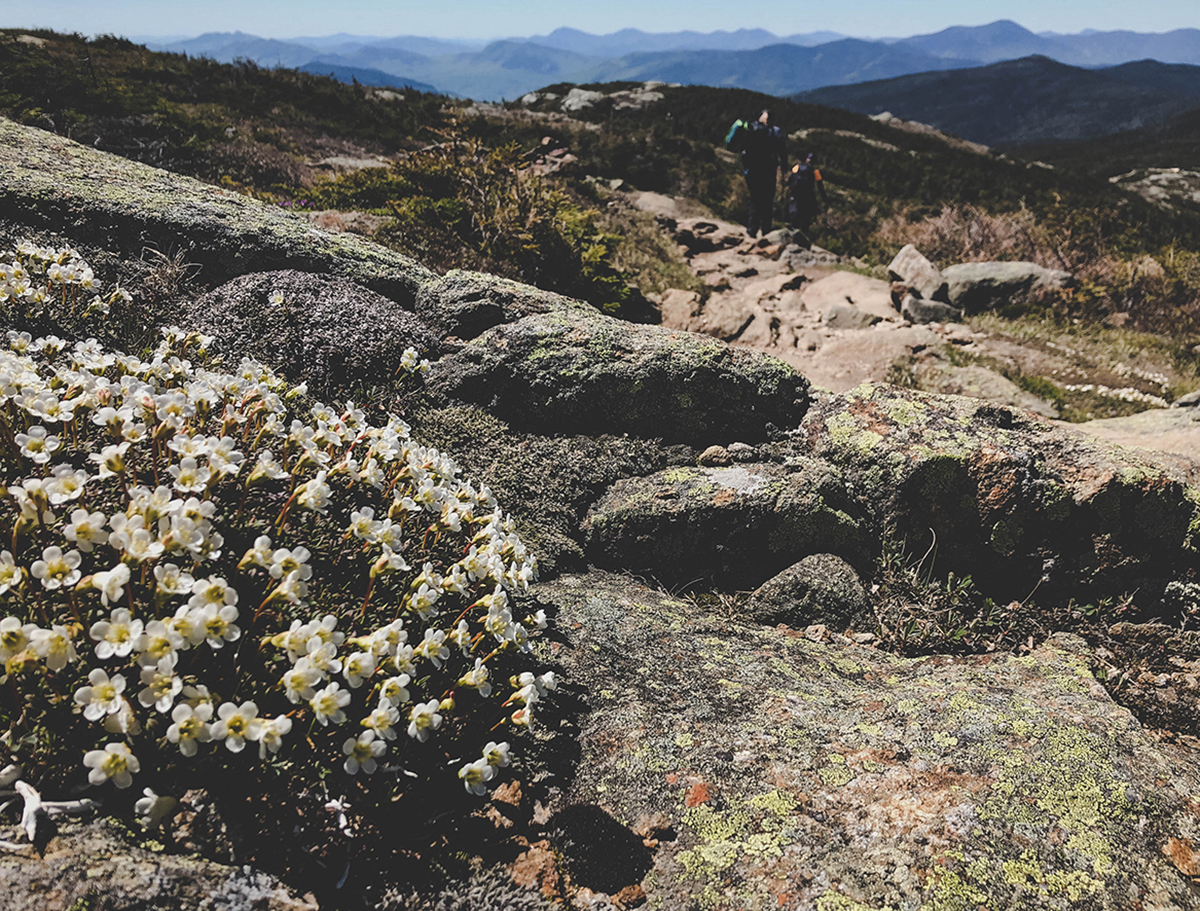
xmin=268 ymin=546 xmax=312 ymax=581
xmin=210 ymin=701 xmax=263 ymax=752
xmin=135 ymin=620 xmax=182 ymax=667
xmin=74 ymin=668 xmax=127 ymax=721
xmin=457 ymin=658 xmax=492 ymax=698
xmin=103 ymin=699 xmax=142 ymax=735
xmin=378 ymin=674 xmax=412 ymax=707
xmin=137 ymin=658 xmax=182 ymax=713
xmin=198 ymin=604 xmax=241 ymax=648
xmin=368 ymin=620 xmax=407 ymax=658
xmin=168 ymin=456 xmax=211 ymax=493
xmin=84 ymin=742 xmax=139 ymax=788
xmin=45 ymin=465 xmax=88 ymax=504
xmin=304 ymin=639 xmax=341 ymax=676
xmin=413 ymin=628 xmax=450 ymax=668
xmin=407 ymin=699 xmax=442 ymax=742
xmin=342 ymin=650 xmax=376 ymax=689
xmin=483 ymin=740 xmax=512 ymax=769
xmin=258 ymin=715 xmax=293 ymax=759
xmin=153 ymin=563 xmax=195 ymax=597
xmin=188 ymin=575 xmax=238 ymax=610
xmin=310 ymin=681 xmax=351 ymax=726
xmin=458 ymin=758 xmax=495 ymax=795
xmin=166 ymin=702 xmax=213 ymax=757
xmin=295 ymin=472 xmax=331 ymax=513
xmin=15 ymin=425 xmax=60 ymax=463
xmin=362 ymin=704 xmax=400 ymax=740
xmin=281 ymin=659 xmax=320 ymax=704
xmin=91 ymin=563 xmax=132 ymax=608
xmin=0 ymin=617 xmax=35 ymax=661
xmin=134 ymin=788 xmax=178 ymax=832
xmin=63 ymin=508 xmax=109 ymax=552
xmin=30 ymin=546 xmax=82 ymax=591
xmin=343 ymin=730 xmax=385 ymax=775
xmin=167 ymin=605 xmax=207 ymax=648
xmin=90 ymin=607 xmax=142 ymax=659
xmin=31 ymin=625 xmax=77 ymax=671
xmin=0 ymin=552 xmax=24 ymax=596
xmin=89 ymin=442 xmax=130 ymax=477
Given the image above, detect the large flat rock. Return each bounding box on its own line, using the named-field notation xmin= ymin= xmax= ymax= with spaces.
xmin=801 ymin=382 xmax=1200 ymax=603
xmin=0 ymin=117 xmax=433 ymax=306
xmin=425 ymin=308 xmax=809 ymax=445
xmin=536 ymin=571 xmax=1200 ymax=911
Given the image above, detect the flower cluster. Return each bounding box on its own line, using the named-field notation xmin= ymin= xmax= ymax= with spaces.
xmin=1 ymin=241 xmax=131 ymax=324
xmin=1061 ymin=382 xmax=1169 ymax=408
xmin=0 ymin=265 xmax=547 ymax=808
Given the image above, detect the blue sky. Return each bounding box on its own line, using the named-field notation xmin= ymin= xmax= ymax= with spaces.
xmin=5 ymin=0 xmax=1196 ymax=41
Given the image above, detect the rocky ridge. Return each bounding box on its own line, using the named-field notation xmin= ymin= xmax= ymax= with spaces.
xmin=1 ymin=118 xmax=1200 ymax=911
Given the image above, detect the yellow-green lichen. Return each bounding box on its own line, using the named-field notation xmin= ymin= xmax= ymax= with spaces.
xmin=747 ymin=789 xmax=799 ymax=816
xmin=1001 ymin=850 xmax=1106 ymax=902
xmin=816 ymin=890 xmax=898 ymax=911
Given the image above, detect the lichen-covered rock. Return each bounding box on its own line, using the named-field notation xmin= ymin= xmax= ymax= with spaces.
xmin=0 ymin=818 xmax=316 ymax=911
xmin=941 ymin=261 xmax=1073 ymax=314
xmin=801 ymin=382 xmax=1200 ymax=604
xmin=0 ymin=117 xmax=433 ymax=305
xmin=185 ymin=270 xmax=440 ymax=398
xmin=583 ymin=459 xmax=868 ymax=589
xmin=536 ymin=570 xmax=1200 ymax=911
xmin=745 ymin=553 xmax=871 ymax=630
xmin=424 ymin=309 xmax=809 ymax=445
xmin=415 ymin=269 xmax=592 ymax=340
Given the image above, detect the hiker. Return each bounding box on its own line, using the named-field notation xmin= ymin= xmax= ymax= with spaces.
xmin=730 ymin=109 xmax=786 ymax=238
xmin=786 ymin=152 xmax=828 ymax=247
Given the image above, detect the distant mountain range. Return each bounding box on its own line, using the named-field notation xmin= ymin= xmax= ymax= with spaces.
xmin=142 ymin=20 xmax=1200 ymax=101
xmin=796 ymin=56 xmax=1200 ymax=146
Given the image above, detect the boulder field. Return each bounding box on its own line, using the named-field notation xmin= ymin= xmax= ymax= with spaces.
xmin=1 ymin=118 xmax=1199 ymax=911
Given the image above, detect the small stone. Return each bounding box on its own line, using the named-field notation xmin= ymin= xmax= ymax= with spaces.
xmin=697 ymin=445 xmax=732 ymax=466
xmin=727 ymin=442 xmax=757 ymax=462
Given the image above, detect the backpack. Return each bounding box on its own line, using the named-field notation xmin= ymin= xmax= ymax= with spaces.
xmin=725 ymin=119 xmax=750 ymax=152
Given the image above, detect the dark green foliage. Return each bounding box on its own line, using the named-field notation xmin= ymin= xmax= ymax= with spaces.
xmin=0 ymin=29 xmax=448 ymax=188
xmin=309 ymin=133 xmax=634 ymax=313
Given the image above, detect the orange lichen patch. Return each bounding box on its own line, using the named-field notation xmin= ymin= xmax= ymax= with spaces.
xmin=970 ymin=446 xmax=1022 ymax=512
xmin=843 ymin=746 xmax=905 ymax=770
xmin=1164 ymin=837 xmax=1200 ymax=877
xmin=685 ymin=781 xmax=713 ymax=807
xmin=711 ymin=488 xmax=738 ymax=507
xmin=831 ymin=765 xmax=991 ymax=845
xmin=613 ymin=883 xmax=648 ymax=908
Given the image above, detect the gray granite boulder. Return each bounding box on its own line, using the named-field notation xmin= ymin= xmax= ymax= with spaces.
xmin=185 ymin=270 xmax=440 ymax=398
xmin=942 ymin=261 xmax=1074 ymax=313
xmin=584 ymin=459 xmax=868 ymax=589
xmin=424 ymin=308 xmax=809 ymax=445
xmin=901 ymin=294 xmax=962 ymax=324
xmin=415 ymin=269 xmax=592 ymax=341
xmin=745 ymin=553 xmax=871 ymax=630
xmin=887 ymin=244 xmax=948 ymax=302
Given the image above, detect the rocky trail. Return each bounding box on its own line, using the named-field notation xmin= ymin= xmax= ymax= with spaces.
xmin=632 ymin=189 xmax=1200 ymax=470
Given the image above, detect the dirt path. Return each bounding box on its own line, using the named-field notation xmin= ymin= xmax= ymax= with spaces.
xmin=631 ymin=190 xmax=1200 ymax=469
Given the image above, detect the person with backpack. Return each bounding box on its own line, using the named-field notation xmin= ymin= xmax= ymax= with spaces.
xmin=727 ymin=109 xmax=786 ymax=238
xmin=785 ymin=151 xmax=829 ymax=248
